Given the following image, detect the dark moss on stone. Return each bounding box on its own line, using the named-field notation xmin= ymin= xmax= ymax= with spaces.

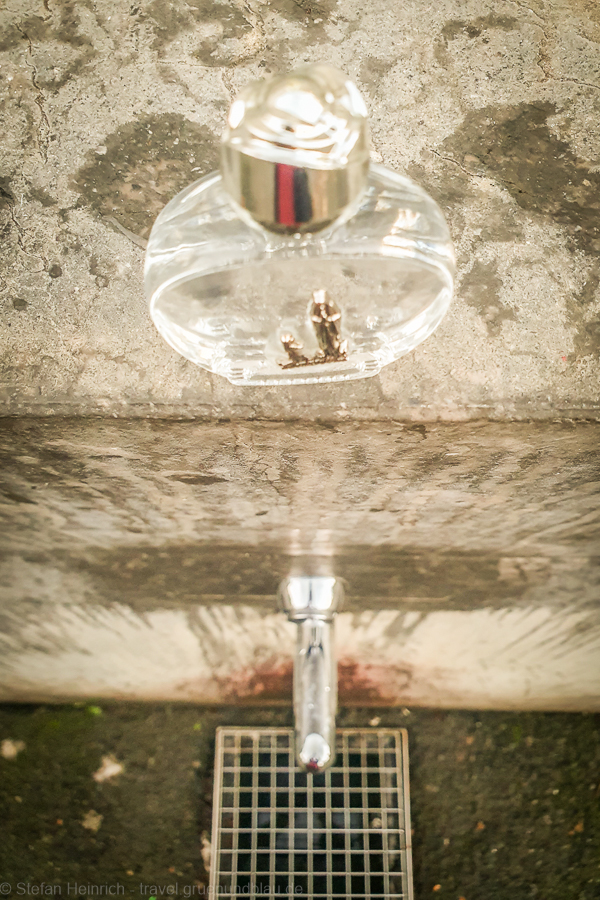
xmin=359 ymin=57 xmax=397 ymax=86
xmin=440 ymin=15 xmax=519 ymax=43
xmin=191 ymin=2 xmax=253 ymax=67
xmin=460 ymin=260 xmax=517 ymax=337
xmin=404 ymin=709 xmax=600 ymax=899
xmin=441 ymin=103 xmax=600 ymax=257
xmin=273 ymin=0 xmax=338 ymax=24
xmin=422 ymin=102 xmax=600 ymax=357
xmin=72 ymin=114 xmax=219 ymax=239
xmin=54 ymin=0 xmax=96 ymax=50
xmin=0 ymin=17 xmax=50 ymax=53
xmin=28 ymin=186 xmax=57 ymax=207
xmin=572 ymin=264 xmax=600 ymax=360
xmin=0 ymin=176 xmax=14 ymax=211
xmin=146 ymin=0 xmax=253 ymax=63
xmin=0 ymin=7 xmax=98 ymax=91
xmin=0 ymin=704 xmax=208 ymax=886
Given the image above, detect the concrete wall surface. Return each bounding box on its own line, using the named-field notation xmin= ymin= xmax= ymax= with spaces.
xmin=0 ymin=0 xmax=599 ymax=707
xmin=1 ymin=418 xmax=598 ymax=708
xmin=0 ymin=0 xmax=599 ymax=421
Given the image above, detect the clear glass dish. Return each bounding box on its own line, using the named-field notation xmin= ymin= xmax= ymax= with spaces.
xmin=145 ymin=163 xmax=455 ymax=386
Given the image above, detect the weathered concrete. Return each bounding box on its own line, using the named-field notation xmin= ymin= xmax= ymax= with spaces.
xmin=0 ymin=0 xmax=599 ymax=420
xmin=1 ymin=418 xmax=598 ymax=708
xmin=0 ymin=0 xmax=599 ymax=709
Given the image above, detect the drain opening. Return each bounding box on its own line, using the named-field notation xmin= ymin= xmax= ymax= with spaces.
xmin=210 ymin=727 xmax=413 ymax=898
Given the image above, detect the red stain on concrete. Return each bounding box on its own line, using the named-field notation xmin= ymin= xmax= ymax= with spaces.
xmin=223 ymin=658 xmax=293 ymax=703
xmin=338 ymin=660 xmax=412 ymax=705
xmin=219 ymin=658 xmax=412 ymax=705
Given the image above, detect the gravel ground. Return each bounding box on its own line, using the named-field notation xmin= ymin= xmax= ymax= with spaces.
xmin=0 ymin=704 xmax=599 ymax=899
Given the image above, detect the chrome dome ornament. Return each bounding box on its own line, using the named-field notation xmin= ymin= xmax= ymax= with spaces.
xmin=221 ymin=63 xmax=370 ymax=234
xmin=145 ymin=63 xmax=455 ymax=386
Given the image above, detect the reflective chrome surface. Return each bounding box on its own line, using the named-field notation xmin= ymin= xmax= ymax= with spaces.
xmin=221 ymin=64 xmax=370 ymax=234
xmin=279 ymin=576 xmax=344 ymax=772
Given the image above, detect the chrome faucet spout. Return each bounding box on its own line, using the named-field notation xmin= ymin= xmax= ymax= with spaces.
xmin=279 ymin=576 xmax=344 ymax=772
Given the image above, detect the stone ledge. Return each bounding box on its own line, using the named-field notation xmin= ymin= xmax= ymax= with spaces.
xmin=1 ymin=0 xmax=600 ymax=421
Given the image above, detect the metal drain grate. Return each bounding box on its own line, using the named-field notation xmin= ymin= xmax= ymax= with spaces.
xmin=210 ymin=727 xmax=413 ymax=898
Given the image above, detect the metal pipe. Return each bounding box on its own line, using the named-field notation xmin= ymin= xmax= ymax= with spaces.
xmin=279 ymin=576 xmax=344 ymax=772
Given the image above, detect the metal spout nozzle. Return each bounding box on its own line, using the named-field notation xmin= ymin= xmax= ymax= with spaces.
xmin=279 ymin=576 xmax=344 ymax=772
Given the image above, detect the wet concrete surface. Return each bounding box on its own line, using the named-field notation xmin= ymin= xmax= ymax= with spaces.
xmin=1 ymin=703 xmax=599 ymax=898
xmin=2 ymin=418 xmax=598 ymax=710
xmin=1 ymin=0 xmax=600 ymax=419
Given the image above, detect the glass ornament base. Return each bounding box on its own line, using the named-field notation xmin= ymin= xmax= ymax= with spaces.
xmin=145 ymin=165 xmax=455 ymax=386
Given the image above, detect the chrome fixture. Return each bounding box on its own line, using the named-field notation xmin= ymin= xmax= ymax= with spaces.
xmin=220 ymin=64 xmax=370 ymax=235
xmin=278 ymin=576 xmax=344 ymax=772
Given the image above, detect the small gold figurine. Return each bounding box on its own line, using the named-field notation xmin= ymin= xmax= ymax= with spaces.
xmin=279 ymin=290 xmax=347 ymax=369
xmin=310 ymin=289 xmax=348 ymax=361
xmin=280 ymin=333 xmax=310 ymax=369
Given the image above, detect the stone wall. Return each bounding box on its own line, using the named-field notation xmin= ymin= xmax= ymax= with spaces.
xmin=0 ymin=0 xmax=599 ymax=707
xmin=1 ymin=418 xmax=598 ymax=708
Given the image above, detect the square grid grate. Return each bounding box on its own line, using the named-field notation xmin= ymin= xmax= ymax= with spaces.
xmin=210 ymin=727 xmax=413 ymax=898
